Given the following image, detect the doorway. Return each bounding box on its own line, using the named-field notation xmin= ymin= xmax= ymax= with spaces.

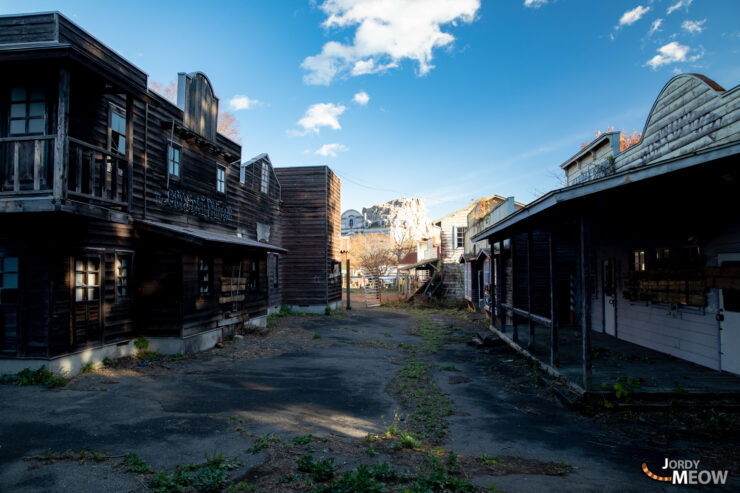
xmin=719 ymin=254 xmax=740 ymax=375
xmin=602 ymin=258 xmax=617 ymax=336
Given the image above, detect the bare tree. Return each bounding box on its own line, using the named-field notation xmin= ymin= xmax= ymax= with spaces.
xmin=150 ymin=80 xmax=177 ymax=103
xmin=348 ymin=232 xmax=395 ymax=280
xmin=390 ymin=226 xmax=416 ymax=288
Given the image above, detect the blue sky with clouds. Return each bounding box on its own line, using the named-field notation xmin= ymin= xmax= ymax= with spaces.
xmin=2 ymin=0 xmax=738 ymax=219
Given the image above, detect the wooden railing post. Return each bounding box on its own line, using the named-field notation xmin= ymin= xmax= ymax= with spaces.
xmin=511 ymin=234 xmax=518 ymax=342
xmin=549 ymin=229 xmax=559 ymax=367
xmin=527 ymin=230 xmax=535 ymax=349
xmin=53 ymin=65 xmax=70 ymax=201
xmin=580 ymin=214 xmax=593 ymax=389
xmin=12 ymin=141 xmax=20 ymax=192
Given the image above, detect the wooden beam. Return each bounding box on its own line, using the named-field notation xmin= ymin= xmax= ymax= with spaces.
xmin=549 ymin=229 xmax=559 ymax=367
xmin=500 ymin=303 xmax=552 ymax=327
xmin=580 ymin=214 xmax=592 ymax=390
xmin=527 ymin=230 xmax=535 ymax=349
xmin=511 ymin=234 xmax=519 ymax=342
xmin=53 ymin=65 xmax=70 ymax=201
xmin=125 ymin=94 xmax=134 ymax=209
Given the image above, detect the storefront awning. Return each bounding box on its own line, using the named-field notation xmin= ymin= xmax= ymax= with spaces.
xmin=137 ymin=219 xmax=287 ymax=253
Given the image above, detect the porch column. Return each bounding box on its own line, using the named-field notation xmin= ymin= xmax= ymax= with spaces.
xmin=496 ymin=241 xmax=504 ymax=332
xmin=527 ymin=230 xmax=535 ymax=349
xmin=53 ymin=66 xmax=70 ymax=201
xmin=549 ymin=229 xmax=559 ymax=367
xmin=125 ymin=94 xmax=135 ymax=208
xmin=580 ymin=215 xmax=593 ymax=389
xmin=511 ymin=234 xmax=518 ymax=342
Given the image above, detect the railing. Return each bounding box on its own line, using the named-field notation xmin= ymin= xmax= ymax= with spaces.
xmin=68 ymin=137 xmax=129 ymax=207
xmin=0 ymin=136 xmax=55 ymax=194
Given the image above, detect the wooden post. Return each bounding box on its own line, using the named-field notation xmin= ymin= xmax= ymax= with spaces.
xmin=125 ymin=94 xmax=134 ymax=208
xmin=511 ymin=234 xmax=518 ymax=342
xmin=53 ymin=65 xmax=70 ymax=202
xmin=527 ymin=230 xmax=535 ymax=349
xmin=12 ymin=142 xmax=20 ymax=192
xmin=495 ymin=241 xmax=503 ymax=331
xmin=549 ymin=229 xmax=559 ymax=367
xmin=580 ymin=215 xmax=592 ymax=389
xmin=346 ymin=258 xmax=351 ymax=310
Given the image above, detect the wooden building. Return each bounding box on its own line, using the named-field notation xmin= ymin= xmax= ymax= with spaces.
xmin=0 ymin=12 xmax=287 ymax=374
xmin=472 ymin=74 xmax=740 ymax=387
xmin=274 ymin=166 xmax=342 ymax=313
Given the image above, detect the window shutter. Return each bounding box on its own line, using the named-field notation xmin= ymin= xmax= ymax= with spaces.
xmin=451 ymin=226 xmax=456 ymax=248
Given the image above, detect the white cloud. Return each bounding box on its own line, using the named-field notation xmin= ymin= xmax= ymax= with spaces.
xmin=315 ymin=143 xmax=349 ymax=157
xmin=619 ymin=5 xmax=650 ymax=27
xmin=290 ymin=103 xmax=347 ymax=135
xmin=301 ymin=0 xmax=481 ymax=85
xmin=353 ymin=91 xmax=370 ymax=106
xmin=682 ymin=19 xmax=706 ymax=34
xmin=648 ymin=18 xmax=663 ymax=36
xmin=645 ymin=41 xmax=701 ymax=69
xmin=523 ymin=0 xmax=547 ymax=8
xmin=667 ymin=0 xmax=693 ymax=15
xmin=229 ymin=95 xmax=260 ymax=111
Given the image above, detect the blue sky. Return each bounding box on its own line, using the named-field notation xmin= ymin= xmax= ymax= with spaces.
xmin=2 ymin=0 xmax=738 ymax=219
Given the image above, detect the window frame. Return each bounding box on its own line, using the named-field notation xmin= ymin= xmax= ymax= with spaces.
xmin=74 ymin=255 xmax=101 ymax=303
xmin=260 ymin=161 xmax=270 ymax=195
xmin=9 ymin=86 xmax=47 ymax=136
xmin=108 ymin=103 xmax=127 ymax=157
xmin=456 ymin=227 xmax=467 ymax=249
xmin=167 ymin=142 xmax=182 ymax=180
xmin=114 ymin=251 xmax=133 ymax=303
xmin=216 ymin=165 xmax=226 ymax=194
xmin=198 ymin=257 xmax=212 ymax=298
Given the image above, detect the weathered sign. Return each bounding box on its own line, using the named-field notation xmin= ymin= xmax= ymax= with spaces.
xmin=154 ymin=188 xmax=233 ymax=223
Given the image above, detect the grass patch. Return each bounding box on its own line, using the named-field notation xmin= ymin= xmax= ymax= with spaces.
xmin=312 ymin=332 xmax=322 ymax=340
xmin=1 ymin=367 xmax=68 ymax=388
xmin=388 ymin=359 xmax=455 ymax=443
xmin=357 ymin=340 xmax=393 ymax=349
xmin=148 ymin=452 xmax=242 ymax=493
xmin=411 ymin=316 xmax=460 ymax=353
xmin=296 ymin=455 xmax=336 ymax=482
xmin=247 ymin=434 xmax=286 ymax=454
xmin=122 ymin=453 xmax=152 ymax=473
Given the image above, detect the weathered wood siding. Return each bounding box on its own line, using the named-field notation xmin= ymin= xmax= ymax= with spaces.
xmin=326 ymin=169 xmax=342 ymax=303
xmin=275 ymin=166 xmax=341 ymax=307
xmin=616 ymin=75 xmax=740 ymax=172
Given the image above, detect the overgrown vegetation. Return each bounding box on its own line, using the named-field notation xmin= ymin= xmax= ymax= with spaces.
xmin=411 ymin=315 xmax=461 ymax=353
xmin=1 ymin=367 xmax=68 ymax=388
xmin=122 ymin=453 xmax=152 ymax=473
xmin=147 ymin=452 xmax=242 ymax=493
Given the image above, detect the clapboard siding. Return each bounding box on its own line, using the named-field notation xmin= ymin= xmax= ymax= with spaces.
xmin=0 ymin=13 xmax=56 ymax=44
xmin=275 ymin=166 xmax=341 ymax=306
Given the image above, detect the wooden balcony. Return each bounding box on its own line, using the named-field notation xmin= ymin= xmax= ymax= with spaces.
xmin=0 ymin=135 xmax=130 ymax=214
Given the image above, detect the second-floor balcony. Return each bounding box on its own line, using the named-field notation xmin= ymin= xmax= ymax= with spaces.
xmin=0 ymin=134 xmax=130 ymax=212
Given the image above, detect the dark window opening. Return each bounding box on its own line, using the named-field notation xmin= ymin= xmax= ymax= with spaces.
xmin=199 ymin=258 xmax=211 ymax=297
xmin=115 ymin=253 xmax=132 ymax=301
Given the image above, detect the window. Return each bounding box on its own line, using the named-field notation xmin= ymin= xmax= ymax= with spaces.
xmin=0 ymin=256 xmax=19 ymax=305
xmin=633 ymin=250 xmax=646 ymax=271
xmin=260 ymin=161 xmax=270 ymax=194
xmin=109 ymin=105 xmax=127 ymax=155
xmin=655 ymin=247 xmax=670 ymax=261
xmin=9 ymin=87 xmax=46 ymax=136
xmin=456 ymin=227 xmax=467 ymax=248
xmin=115 ymin=253 xmax=132 ymax=301
xmin=249 ymin=260 xmax=258 ymax=292
xmin=168 ymin=143 xmax=181 ymax=178
xmin=349 ymin=218 xmax=354 ymax=228
xmin=198 ymin=258 xmax=211 ymax=297
xmin=74 ymin=257 xmax=100 ymax=302
xmin=216 ymin=166 xmax=226 ymax=194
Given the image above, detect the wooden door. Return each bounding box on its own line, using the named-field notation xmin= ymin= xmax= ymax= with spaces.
xmin=72 ymin=255 xmax=101 ymax=346
xmin=602 ymin=258 xmax=617 ymax=336
xmin=719 ymin=254 xmax=740 ymax=375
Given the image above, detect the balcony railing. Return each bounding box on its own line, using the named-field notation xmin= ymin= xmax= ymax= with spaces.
xmin=68 ymin=137 xmax=129 ymax=207
xmin=0 ymin=135 xmax=129 ymax=211
xmin=0 ymin=136 xmax=55 ymax=194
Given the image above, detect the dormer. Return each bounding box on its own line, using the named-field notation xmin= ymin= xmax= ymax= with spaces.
xmin=177 ymin=72 xmax=219 ymax=142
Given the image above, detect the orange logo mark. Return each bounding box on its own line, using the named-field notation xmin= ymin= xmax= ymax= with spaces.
xmin=642 ymin=462 xmax=672 ymax=482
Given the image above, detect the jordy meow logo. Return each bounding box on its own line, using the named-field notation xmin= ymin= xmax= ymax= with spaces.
xmin=642 ymin=458 xmax=729 ymax=485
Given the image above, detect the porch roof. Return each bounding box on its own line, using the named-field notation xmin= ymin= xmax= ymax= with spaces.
xmin=137 ymin=219 xmax=287 ymax=253
xmin=399 ymin=257 xmax=440 ymax=271
xmin=472 ymin=140 xmax=740 ymax=243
